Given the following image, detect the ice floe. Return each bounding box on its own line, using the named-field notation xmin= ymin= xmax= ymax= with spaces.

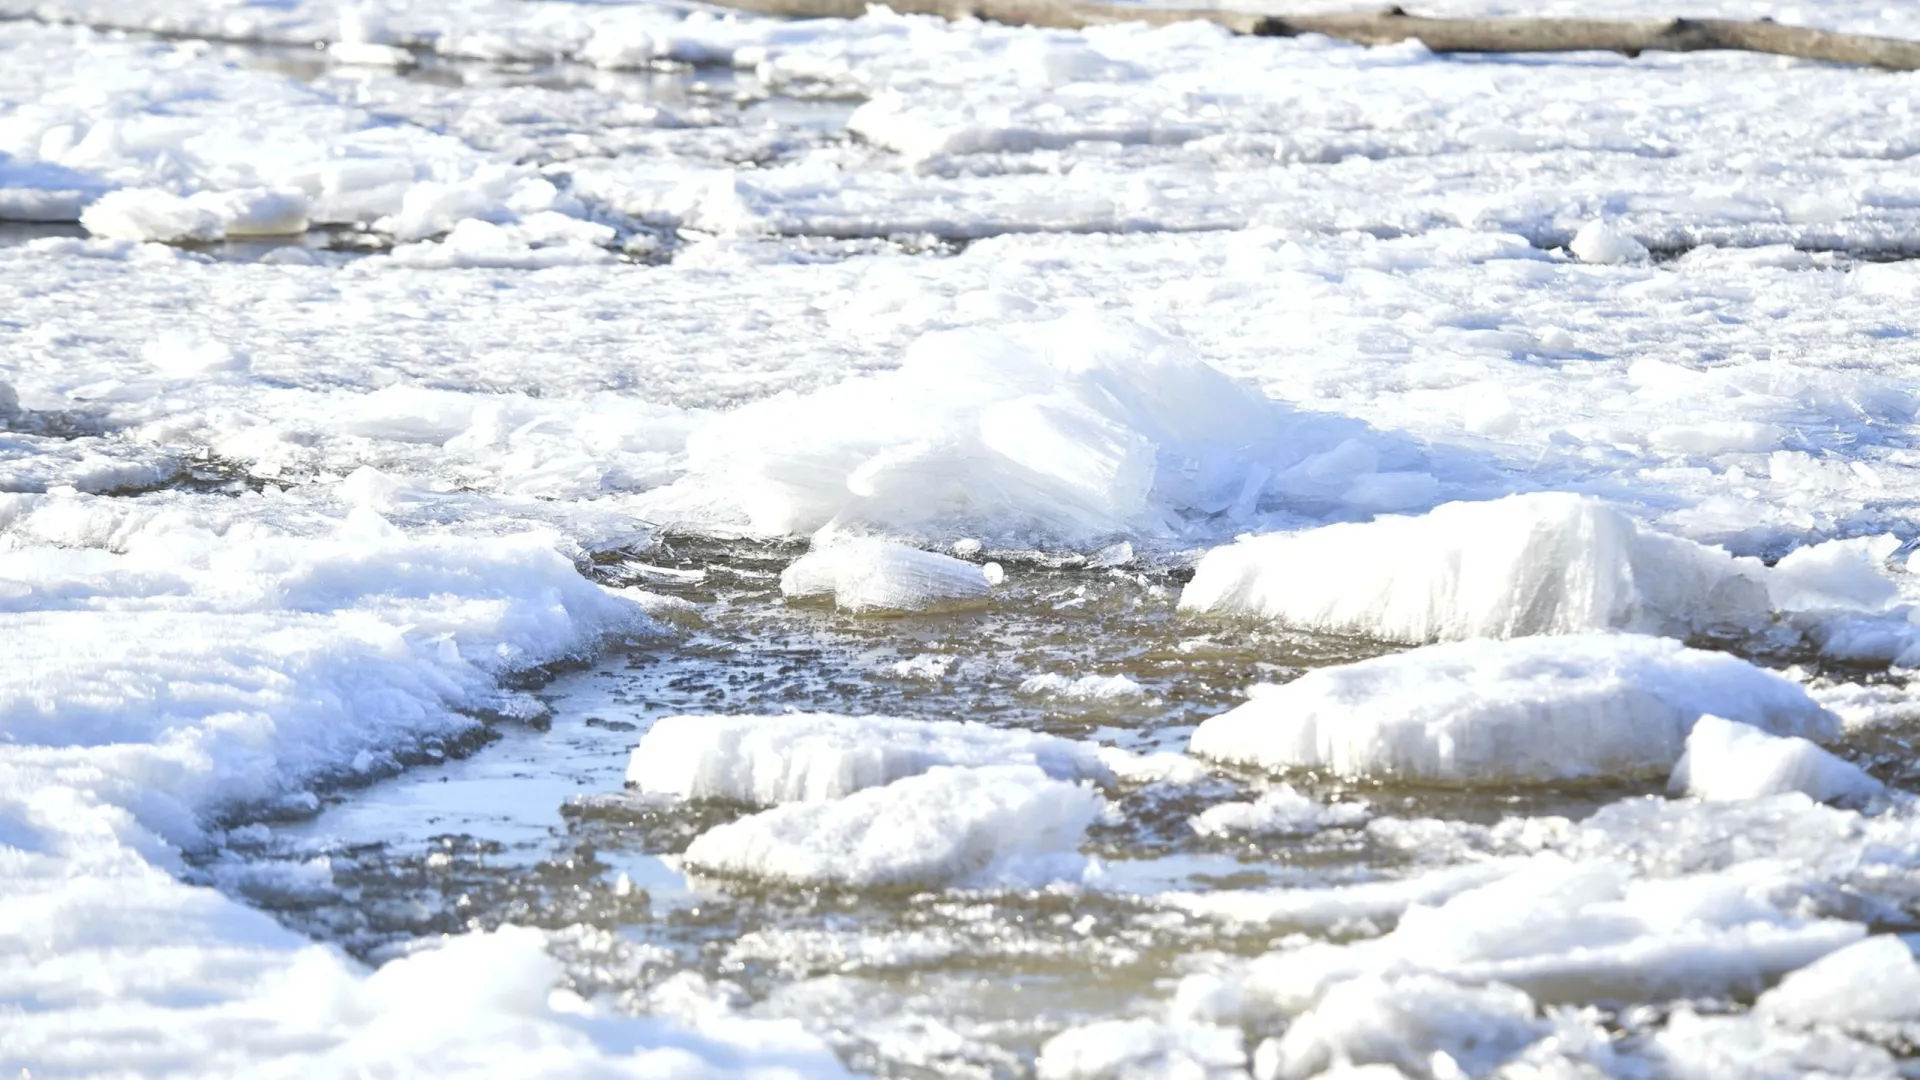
xmin=1669 ymin=715 xmax=1883 ymax=805
xmin=1036 ymin=1018 xmax=1245 ymax=1080
xmin=626 ymin=712 xmax=1111 ymax=804
xmin=1190 ymin=786 xmax=1371 ymax=839
xmin=1189 ymin=634 xmax=1835 ymax=784
xmin=779 ymin=538 xmax=993 ymax=614
xmin=1179 ymin=494 xmax=1775 ymax=642
xmin=645 ymin=313 xmax=1438 ymax=547
xmin=679 ymin=764 xmax=1101 ymax=888
xmin=1191 ymin=854 xmax=1865 ymax=1017
xmin=1756 ymin=935 xmax=1920 ymax=1027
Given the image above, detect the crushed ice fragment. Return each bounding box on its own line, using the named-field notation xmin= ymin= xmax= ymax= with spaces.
xmin=1568 ymin=220 xmax=1650 ymax=264
xmin=1669 ymin=715 xmax=1882 ymax=805
xmin=779 ymin=538 xmax=992 ymax=613
xmin=680 ymin=764 xmax=1101 ymax=889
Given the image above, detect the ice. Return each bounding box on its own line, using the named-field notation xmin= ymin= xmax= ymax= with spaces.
xmin=1670 ymin=715 xmax=1883 ymax=805
xmin=1191 ymin=786 xmax=1370 ymax=839
xmin=626 ymin=712 xmax=1111 ymax=804
xmin=1161 ymin=861 xmax=1523 ymax=931
xmin=11 ymin=1 xmax=1920 ymax=1070
xmin=1768 ymin=534 xmax=1905 ymax=614
xmin=1222 ymin=854 xmax=1866 ymax=1014
xmin=1261 ymin=975 xmax=1547 ymax=1080
xmin=1036 ymin=1018 xmax=1246 ymax=1080
xmin=1648 ymin=1008 xmax=1898 ymax=1080
xmin=1019 ymin=672 xmax=1147 ymax=701
xmin=1189 ymin=634 xmax=1835 ymax=784
xmin=1568 ymin=220 xmax=1650 ymax=264
xmin=779 ymin=539 xmax=993 ymax=614
xmin=679 ymin=764 xmax=1101 ymax=889
xmin=1756 ymin=935 xmax=1920 ymax=1026
xmin=0 ymin=495 xmax=879 ymax=1073
xmin=1179 ymin=494 xmax=1775 ymax=643
xmin=646 ymin=312 xmax=1437 ymax=547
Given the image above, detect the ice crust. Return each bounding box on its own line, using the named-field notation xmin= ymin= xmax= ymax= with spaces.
xmin=1670 ymin=715 xmax=1883 ymax=805
xmin=627 ymin=712 xmax=1111 ymax=804
xmin=680 ymin=764 xmax=1101 ymax=888
xmin=1189 ymin=634 xmax=1835 ymax=783
xmin=779 ymin=539 xmax=992 ymax=613
xmin=1179 ymin=493 xmax=1775 ymax=642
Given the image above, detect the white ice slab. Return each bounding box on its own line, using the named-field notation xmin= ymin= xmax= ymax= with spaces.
xmin=1189 ymin=634 xmax=1835 ymax=784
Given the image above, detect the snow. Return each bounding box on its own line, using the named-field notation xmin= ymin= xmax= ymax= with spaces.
xmin=9 ymin=0 xmax=1920 ymax=1072
xmin=1190 ymin=786 xmax=1370 ymax=839
xmin=1261 ymin=975 xmax=1546 ymax=1080
xmin=0 ymin=495 xmax=877 ymax=1073
xmin=679 ymin=764 xmax=1102 ymax=889
xmin=641 ymin=312 xmax=1438 ymax=547
xmin=1019 ymin=672 xmax=1148 ymax=701
xmin=779 ymin=539 xmax=993 ymax=613
xmin=1669 ymin=715 xmax=1883 ymax=805
xmin=1178 ymin=494 xmax=1776 ymax=643
xmin=1035 ymin=1018 xmax=1246 ymax=1080
xmin=626 ymin=712 xmax=1112 ymax=804
xmin=1188 ymin=634 xmax=1835 ymax=783
xmin=1756 ymin=935 xmax=1920 ymax=1027
xmin=1205 ymin=853 xmax=1867 ymax=1015
xmin=1568 ymin=220 xmax=1650 ymax=265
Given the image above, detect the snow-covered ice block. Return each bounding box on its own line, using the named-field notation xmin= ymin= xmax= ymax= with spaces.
xmin=679 ymin=764 xmax=1100 ymax=888
xmin=651 ymin=314 xmax=1430 ymax=546
xmin=1224 ymin=854 xmax=1865 ymax=1015
xmin=1019 ymin=672 xmax=1146 ymax=700
xmin=1757 ymin=935 xmax=1920 ymax=1026
xmin=80 ymin=188 xmax=223 ymax=243
xmin=1261 ymin=975 xmax=1545 ymax=1080
xmin=1670 ymin=715 xmax=1881 ymax=805
xmin=1768 ymin=533 xmax=1903 ymax=614
xmin=1189 ymin=634 xmax=1835 ymax=784
xmin=190 ymin=187 xmax=311 ymax=237
xmin=780 ymin=539 xmax=992 ymax=613
xmin=626 ymin=712 xmax=1111 ymax=804
xmin=1179 ymin=494 xmax=1773 ymax=643
xmin=1036 ymin=1018 xmax=1245 ymax=1080
xmin=1568 ymin=220 xmax=1650 ymax=264
xmin=1190 ymin=785 xmax=1369 ymax=838
xmin=80 ymin=187 xmax=312 ymax=243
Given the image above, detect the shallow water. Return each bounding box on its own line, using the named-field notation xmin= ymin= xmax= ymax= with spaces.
xmin=213 ymin=540 xmax=1840 ymax=1076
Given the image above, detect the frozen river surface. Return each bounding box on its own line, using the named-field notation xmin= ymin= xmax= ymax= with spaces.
xmin=10 ymin=1 xmax=1920 ymax=1077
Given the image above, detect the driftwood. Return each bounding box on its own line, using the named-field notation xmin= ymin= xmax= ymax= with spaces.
xmin=704 ymin=0 xmax=1920 ymax=71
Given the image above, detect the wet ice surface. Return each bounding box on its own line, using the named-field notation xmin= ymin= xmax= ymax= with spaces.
xmin=14 ymin=1 xmax=1920 ymax=1076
